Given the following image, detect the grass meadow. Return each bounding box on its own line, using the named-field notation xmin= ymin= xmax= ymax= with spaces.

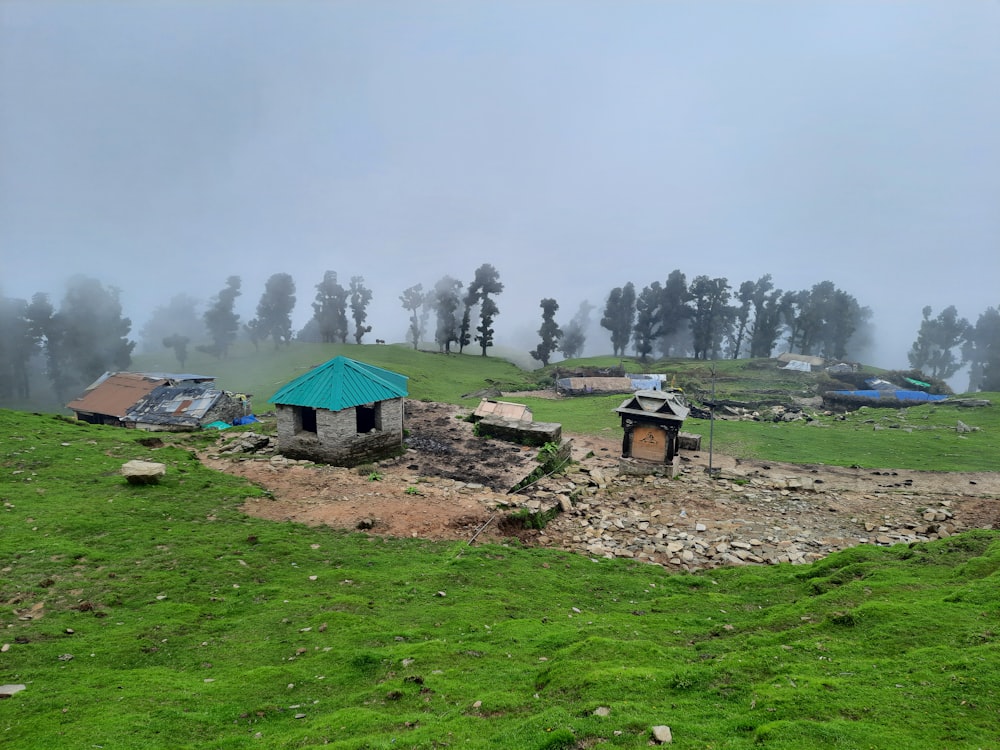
xmin=2 ymin=344 xmax=998 ymax=748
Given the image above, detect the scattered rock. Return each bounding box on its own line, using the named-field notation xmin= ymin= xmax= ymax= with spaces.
xmin=219 ymin=432 xmax=274 ymax=455
xmin=651 ymin=724 xmax=673 ymax=743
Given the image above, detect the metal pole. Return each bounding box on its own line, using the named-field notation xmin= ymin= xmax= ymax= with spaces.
xmin=708 ymin=363 xmax=717 ymax=476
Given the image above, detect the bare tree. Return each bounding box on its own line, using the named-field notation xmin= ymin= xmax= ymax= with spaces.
xmin=349 ymin=276 xmax=373 ymax=344
xmin=399 ymin=284 xmax=425 ymax=349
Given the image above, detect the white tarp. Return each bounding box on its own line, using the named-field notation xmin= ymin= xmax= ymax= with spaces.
xmin=781 ymin=360 xmax=812 ymax=372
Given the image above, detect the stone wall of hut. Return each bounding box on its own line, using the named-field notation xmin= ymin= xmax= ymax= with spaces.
xmin=275 ymin=398 xmax=404 ymax=466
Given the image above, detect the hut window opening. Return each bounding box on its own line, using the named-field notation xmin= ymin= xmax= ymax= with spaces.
xmin=297 ymin=406 xmax=317 ymax=434
xmin=356 ymin=403 xmax=380 ymax=433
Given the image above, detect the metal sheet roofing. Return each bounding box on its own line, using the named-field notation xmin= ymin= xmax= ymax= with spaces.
xmin=269 ymin=356 xmax=408 ymax=411
xmin=81 ymin=371 xmax=215 ymax=391
xmin=124 ymin=384 xmax=227 ymax=426
xmin=137 ymin=372 xmax=216 ymax=384
xmin=66 ymin=373 xmax=169 ymax=418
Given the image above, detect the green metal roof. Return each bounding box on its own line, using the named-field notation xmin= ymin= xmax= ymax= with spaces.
xmin=269 ymin=356 xmax=408 ymax=411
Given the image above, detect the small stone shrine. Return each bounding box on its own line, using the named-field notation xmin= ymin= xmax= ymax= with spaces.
xmin=614 ymin=389 xmax=690 ymax=469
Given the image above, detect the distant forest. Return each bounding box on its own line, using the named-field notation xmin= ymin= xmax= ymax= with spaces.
xmin=1 ymin=264 xmax=998 ymax=408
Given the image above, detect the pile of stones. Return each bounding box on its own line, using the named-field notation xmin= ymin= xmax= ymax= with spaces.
xmin=214 ymin=431 xmax=275 ymax=457
xmin=506 ymin=461 xmax=962 ymax=572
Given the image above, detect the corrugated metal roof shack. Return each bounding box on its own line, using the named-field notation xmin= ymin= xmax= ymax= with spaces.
xmin=66 ymin=371 xmax=222 ymax=427
xmin=124 ymin=384 xmax=247 ymax=431
xmin=66 ymin=372 xmax=169 ymax=425
xmin=269 ymin=356 xmax=408 ymax=466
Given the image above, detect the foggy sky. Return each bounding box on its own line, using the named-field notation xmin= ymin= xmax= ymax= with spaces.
xmin=2 ymin=1 xmax=999 ymax=374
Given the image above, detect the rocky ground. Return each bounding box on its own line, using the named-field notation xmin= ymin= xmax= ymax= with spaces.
xmin=200 ymin=400 xmax=1000 ymax=572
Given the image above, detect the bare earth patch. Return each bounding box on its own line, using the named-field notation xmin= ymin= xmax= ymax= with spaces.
xmin=201 ymin=400 xmax=1000 ymax=564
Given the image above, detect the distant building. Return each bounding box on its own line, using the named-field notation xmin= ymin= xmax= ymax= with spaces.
xmin=776 ymin=352 xmax=826 ymax=368
xmin=66 ymin=371 xmax=245 ymax=431
xmin=124 ymin=383 xmax=248 ymax=431
xmin=555 ymin=376 xmax=634 ymax=395
xmin=269 ymin=356 xmax=408 ymax=466
xmin=66 ymin=372 xmax=169 ymax=426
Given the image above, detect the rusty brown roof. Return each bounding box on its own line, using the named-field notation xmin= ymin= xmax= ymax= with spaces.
xmin=66 ymin=373 xmax=169 ymax=419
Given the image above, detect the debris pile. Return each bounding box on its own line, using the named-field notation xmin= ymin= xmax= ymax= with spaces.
xmin=215 ymin=431 xmax=276 ymax=456
xmin=505 ymin=460 xmax=976 ymax=572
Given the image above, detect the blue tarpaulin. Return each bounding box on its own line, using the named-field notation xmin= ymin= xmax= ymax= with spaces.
xmin=232 ymin=415 xmax=260 ymax=425
xmin=830 ymin=390 xmax=947 ymax=402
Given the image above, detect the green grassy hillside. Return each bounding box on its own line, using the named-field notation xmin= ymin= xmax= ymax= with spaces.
xmin=1 ymin=408 xmax=998 ymax=749
xmin=134 ymin=341 xmax=532 ymax=407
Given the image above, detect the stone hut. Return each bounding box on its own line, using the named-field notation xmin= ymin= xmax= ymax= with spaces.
xmin=614 ymin=389 xmax=690 ymax=465
xmin=269 ymin=356 xmax=408 ymax=466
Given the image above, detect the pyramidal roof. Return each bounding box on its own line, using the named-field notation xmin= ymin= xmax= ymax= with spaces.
xmin=269 ymin=356 xmax=408 ymax=411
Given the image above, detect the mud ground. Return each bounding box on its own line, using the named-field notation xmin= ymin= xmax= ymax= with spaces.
xmin=201 ymin=400 xmax=1000 ymax=552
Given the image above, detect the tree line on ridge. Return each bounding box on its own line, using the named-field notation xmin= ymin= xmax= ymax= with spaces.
xmin=1 ymin=265 xmax=998 ymax=407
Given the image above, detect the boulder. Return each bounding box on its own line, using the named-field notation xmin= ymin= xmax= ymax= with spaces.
xmin=475 ymin=417 xmax=562 ymax=447
xmin=0 ymin=684 xmax=26 ymax=698
xmin=651 ymin=725 xmax=673 ymax=743
xmin=121 ymin=460 xmax=166 ymax=485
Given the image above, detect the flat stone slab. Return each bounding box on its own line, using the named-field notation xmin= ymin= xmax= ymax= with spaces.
xmin=122 ymin=460 xmax=166 ymax=485
xmin=0 ymin=684 xmax=26 ymax=698
xmin=476 ymin=417 xmax=561 ymax=447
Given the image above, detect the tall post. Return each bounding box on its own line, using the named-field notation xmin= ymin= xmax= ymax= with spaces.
xmin=708 ymin=363 xmax=717 ymax=477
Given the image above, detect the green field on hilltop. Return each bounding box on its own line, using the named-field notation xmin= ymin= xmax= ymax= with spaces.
xmin=1 ymin=408 xmax=998 ymax=749
xmin=133 ymin=341 xmax=533 ymax=407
